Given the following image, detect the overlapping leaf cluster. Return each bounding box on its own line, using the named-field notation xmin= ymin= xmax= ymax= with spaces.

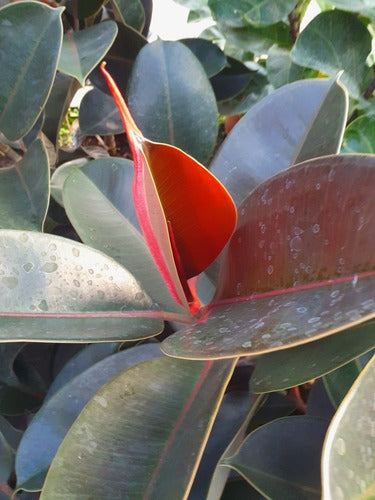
xmin=0 ymin=0 xmax=374 ymax=498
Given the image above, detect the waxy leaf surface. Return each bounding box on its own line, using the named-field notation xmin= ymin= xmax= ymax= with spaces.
xmin=208 ymin=0 xmax=297 ymax=27
xmin=210 ymin=78 xmax=348 ymax=207
xmin=63 ymin=162 xmax=187 ymax=315
xmin=322 ymin=355 xmax=375 ymax=500
xmin=79 ymin=87 xmax=123 ymax=136
xmin=163 ymin=155 xmax=375 ymax=359
xmin=127 ymin=39 xmax=218 ymax=164
xmin=251 ymin=322 xmax=375 ymax=393
xmin=0 ymin=230 xmax=162 ymax=342
xmin=112 ymin=0 xmax=145 ymax=31
xmin=16 ymin=344 xmax=162 ymax=492
xmin=291 ymin=10 xmax=371 ymax=98
xmin=58 ymin=21 xmax=118 ymax=86
xmin=41 ymin=357 xmax=235 ymax=499
xmin=101 ymin=63 xmax=237 ymax=311
xmin=222 ymin=416 xmax=328 ymax=499
xmin=0 ymin=2 xmax=63 ymax=140
xmin=0 ymin=140 xmax=49 ymax=231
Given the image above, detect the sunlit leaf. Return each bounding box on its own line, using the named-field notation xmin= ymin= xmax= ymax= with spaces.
xmin=101 ymin=63 xmax=237 ymax=312
xmin=0 ymin=2 xmax=63 ymax=140
xmin=222 ymin=416 xmax=328 ymax=499
xmin=163 ymin=156 xmax=375 ymax=359
xmin=210 ymin=78 xmax=348 ymax=207
xmin=322 ymin=355 xmax=375 ymax=500
xmin=0 ymin=230 xmax=163 ymax=342
xmin=112 ymin=0 xmax=145 ymax=31
xmin=266 ymin=45 xmax=318 ymax=89
xmin=181 ymin=38 xmax=227 ymax=77
xmin=16 ymin=344 xmax=162 ymax=492
xmin=0 ymin=140 xmax=49 ymax=231
xmin=251 ymin=323 xmax=375 ymax=393
xmin=327 ymin=0 xmax=375 ymax=22
xmin=50 ymin=158 xmax=89 ymax=206
xmin=341 ymin=113 xmax=375 ymax=153
xmin=79 ymin=87 xmax=123 ymax=136
xmin=63 ymin=163 xmax=188 ymax=315
xmin=323 ymin=358 xmax=365 ymax=409
xmin=40 ymin=357 xmax=235 ymax=498
xmin=58 ymin=21 xmax=117 ymax=86
xmin=209 ymin=0 xmax=297 ymax=27
xmin=291 ymin=10 xmax=371 ymax=98
xmin=127 ymin=39 xmax=218 ymax=164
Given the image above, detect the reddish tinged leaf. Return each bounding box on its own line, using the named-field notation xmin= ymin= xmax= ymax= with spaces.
xmin=100 ymin=63 xmax=237 ymax=311
xmin=215 ymin=155 xmax=375 ymax=300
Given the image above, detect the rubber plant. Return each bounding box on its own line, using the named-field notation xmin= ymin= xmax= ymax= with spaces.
xmin=0 ymin=1 xmax=374 ymax=499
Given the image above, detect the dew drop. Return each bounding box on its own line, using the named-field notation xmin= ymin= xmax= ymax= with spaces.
xmin=315 ymin=183 xmax=321 ymax=190
xmin=219 ymin=327 xmax=230 ymax=334
xmin=296 ymin=306 xmax=307 ymax=313
xmin=41 ymin=262 xmax=58 ymax=273
xmin=290 ymin=235 xmax=302 ymax=252
xmin=135 ymin=292 xmax=145 ymax=301
xmin=72 ymin=247 xmax=80 ymax=257
xmin=308 ymin=317 xmax=320 ymax=324
xmin=292 ymin=226 xmax=304 ymax=236
xmin=38 ymin=299 xmax=48 ymax=311
xmin=267 ymin=265 xmax=273 ymax=275
xmin=335 ymin=437 xmax=346 ymax=456
xmin=23 ymin=262 xmax=33 ymax=273
xmin=73 ymin=280 xmax=80 ymax=288
xmin=312 ymin=223 xmax=320 ymax=234
xmin=49 ymin=243 xmax=57 ymax=251
xmin=241 ymin=341 xmax=252 ymax=348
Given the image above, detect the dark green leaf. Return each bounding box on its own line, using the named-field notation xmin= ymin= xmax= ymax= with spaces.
xmin=222 ymin=416 xmax=328 ymax=500
xmin=0 ymin=139 xmax=49 ymax=231
xmin=43 ymin=73 xmax=80 ymax=146
xmin=58 ymin=21 xmax=118 ymax=86
xmin=266 ymin=45 xmax=318 ymax=88
xmin=127 ymin=39 xmax=218 ymax=163
xmin=209 ymin=0 xmax=297 ymax=27
xmin=79 ymin=87 xmax=123 ymax=136
xmin=341 ymin=113 xmax=375 ymax=153
xmin=323 ymin=359 xmax=364 ymax=409
xmin=89 ymin=23 xmax=147 ymax=97
xmin=328 ymin=0 xmax=375 ymax=21
xmin=251 ymin=323 xmax=375 ymax=393
xmin=0 ymin=432 xmax=12 ymax=483
xmin=0 ymin=230 xmax=163 ymax=342
xmin=50 ymin=158 xmax=89 ymax=206
xmin=16 ymin=344 xmax=163 ymax=492
xmin=46 ymin=342 xmax=119 ymax=400
xmin=291 ymin=10 xmax=372 ymax=98
xmin=306 ymin=379 xmax=336 ymax=421
xmin=322 ymin=355 xmax=375 ymax=499
xmin=0 ymin=2 xmax=63 ymax=140
xmin=62 ymin=162 xmax=186 ymax=315
xmin=210 ymin=78 xmax=348 ymax=207
xmin=40 ymin=357 xmax=235 ymax=498
xmin=0 ymin=415 xmax=22 ymax=451
xmin=181 ymin=38 xmax=227 ymax=77
xmin=111 ymin=0 xmax=145 ymax=31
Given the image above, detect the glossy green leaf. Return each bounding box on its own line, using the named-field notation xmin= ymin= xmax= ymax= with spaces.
xmin=46 ymin=342 xmax=119 ymax=400
xmin=189 ymin=391 xmax=252 ymax=500
xmin=322 ymin=355 xmax=375 ymax=499
xmin=209 ymin=0 xmax=297 ymax=27
xmin=16 ymin=344 xmax=162 ymax=492
xmin=0 ymin=139 xmax=49 ymax=231
xmin=112 ymin=0 xmax=145 ymax=31
xmin=0 ymin=432 xmax=12 ymax=483
xmin=163 ymin=156 xmax=375 ymax=359
xmin=341 ymin=113 xmax=375 ymax=153
xmin=63 ymin=164 xmax=187 ymax=315
xmin=0 ymin=415 xmax=22 ymax=451
xmin=181 ymin=38 xmax=227 ymax=77
xmin=210 ymin=78 xmax=348 ymax=207
xmin=216 ymin=156 xmax=375 ymax=297
xmin=79 ymin=87 xmax=123 ymax=136
xmin=251 ymin=323 xmax=375 ymax=393
xmin=41 ymin=357 xmax=235 ymax=498
xmin=0 ymin=2 xmax=63 ymax=140
xmin=266 ymin=45 xmax=318 ymax=89
xmin=222 ymin=416 xmax=328 ymax=499
xmin=220 ymin=22 xmax=291 ymax=56
xmin=306 ymin=379 xmax=336 ymax=421
xmin=50 ymin=158 xmax=89 ymax=206
xmin=89 ymin=23 xmax=147 ymax=97
xmin=210 ymin=56 xmax=254 ymax=102
xmin=323 ymin=358 xmax=364 ymax=409
xmin=43 ymin=73 xmax=80 ymax=146
xmin=291 ymin=11 xmax=372 ymax=98
xmin=58 ymin=21 xmax=118 ymax=86
xmin=328 ymin=0 xmax=375 ymax=21
xmin=69 ymin=0 xmax=105 ymax=18
xmin=127 ymin=39 xmax=218 ymax=164
xmin=0 ymin=230 xmax=163 ymax=342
